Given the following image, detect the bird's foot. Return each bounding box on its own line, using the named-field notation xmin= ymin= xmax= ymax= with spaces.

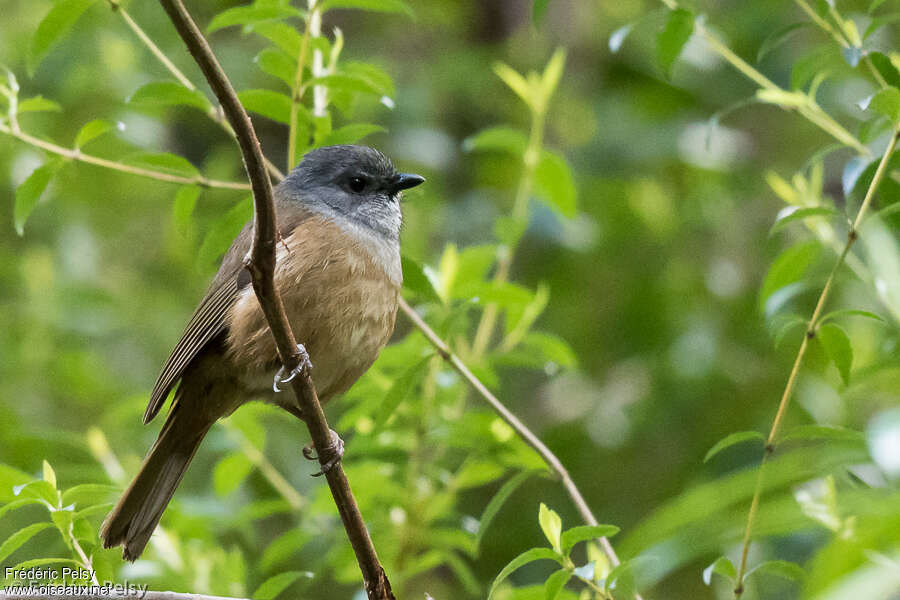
xmin=273 ymin=344 xmax=313 ymax=392
xmin=303 ymin=429 xmax=344 ymax=477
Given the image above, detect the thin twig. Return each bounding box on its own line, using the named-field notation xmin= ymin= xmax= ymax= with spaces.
xmin=398 ymin=299 xmax=625 ymax=569
xmin=733 ymin=127 xmax=900 ymax=598
xmin=287 ymin=11 xmax=313 ymax=171
xmin=156 ymin=1 xmax=393 ymax=598
xmin=223 ymin=422 xmax=305 ymax=511
xmin=0 ymin=121 xmax=250 ymax=189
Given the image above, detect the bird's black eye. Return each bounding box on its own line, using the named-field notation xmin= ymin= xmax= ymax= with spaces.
xmin=348 ymin=176 xmax=367 ymax=193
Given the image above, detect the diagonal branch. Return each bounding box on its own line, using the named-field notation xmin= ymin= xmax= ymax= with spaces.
xmin=155 ymin=1 xmax=393 ymax=598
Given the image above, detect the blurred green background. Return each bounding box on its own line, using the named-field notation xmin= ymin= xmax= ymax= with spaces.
xmin=1 ymin=1 xmax=899 ymax=599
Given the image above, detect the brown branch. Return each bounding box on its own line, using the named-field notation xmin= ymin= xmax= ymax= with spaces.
xmin=155 ymin=1 xmax=393 ymax=598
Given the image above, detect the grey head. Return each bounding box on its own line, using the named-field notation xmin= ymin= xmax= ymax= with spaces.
xmin=277 ymin=145 xmax=425 ymax=242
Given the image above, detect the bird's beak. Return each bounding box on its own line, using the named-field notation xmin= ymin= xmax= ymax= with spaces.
xmin=390 ymin=173 xmax=426 ymax=193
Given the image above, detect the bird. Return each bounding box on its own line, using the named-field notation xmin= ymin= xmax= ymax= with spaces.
xmin=100 ymin=145 xmax=425 ymax=561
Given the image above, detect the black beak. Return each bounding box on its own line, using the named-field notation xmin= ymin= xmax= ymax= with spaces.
xmin=390 ymin=173 xmax=426 ymax=193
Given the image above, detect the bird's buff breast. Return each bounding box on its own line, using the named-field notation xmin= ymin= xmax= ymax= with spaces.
xmin=224 ymin=216 xmax=400 ymax=402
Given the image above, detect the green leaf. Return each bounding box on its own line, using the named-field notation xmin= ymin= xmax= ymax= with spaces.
xmin=252 ymin=571 xmax=306 ymax=600
xmin=817 ymin=322 xmax=853 ymax=385
xmin=544 ymin=568 xmax=571 ymax=600
xmin=0 ymin=522 xmax=53 ymax=563
xmin=771 ymin=314 xmax=807 ymax=348
xmin=769 ymin=207 xmax=840 ymax=236
xmin=29 ymin=0 xmax=97 ymax=75
xmin=820 ymin=308 xmax=885 ymax=324
xmin=702 ymin=556 xmax=736 ymax=585
xmin=476 ymin=470 xmax=543 ymax=553
xmin=867 ymin=52 xmax=900 ymax=87
xmin=72 ymin=502 xmax=113 ymax=521
xmin=494 ymin=63 xmax=533 ymax=108
xmin=560 ymin=525 xmax=620 ymax=556
xmin=238 ymin=89 xmax=292 ymax=124
xmin=401 ymin=255 xmax=442 ymax=304
xmin=320 ymin=123 xmax=385 ymax=146
xmin=41 ymin=461 xmax=56 ymax=490
xmin=539 ymin=503 xmax=563 ymax=553
xmin=376 ymin=355 xmax=432 ymax=427
xmin=197 ymin=197 xmax=252 ymax=268
xmin=533 ymin=0 xmax=551 ymax=23
xmin=704 ymin=431 xmax=765 ymax=463
xmin=214 ymin=452 xmax=254 ymax=496
xmin=745 ymin=559 xmax=806 ymax=583
xmin=657 ymin=9 xmax=694 ymax=78
xmin=0 ymin=498 xmax=42 ymax=522
xmin=172 ymin=185 xmax=201 ymax=237
xmin=260 ymin=530 xmax=309 ymax=572
xmin=541 ymin=48 xmax=566 ymax=101
xmin=208 ymin=5 xmax=305 ymax=34
xmin=864 ymin=13 xmax=900 ymax=39
xmin=463 ymin=126 xmax=527 ymax=155
xmin=14 ymin=160 xmax=60 ymax=236
xmin=535 ymin=150 xmax=577 ymax=217
xmin=868 ymin=86 xmax=900 ymax=122
xmin=74 ymin=119 xmax=113 ymax=149
xmin=0 ymin=465 xmax=34 ymax=503
xmin=14 ymin=480 xmax=57 ymax=505
xmin=308 ymin=74 xmax=382 ymax=97
xmin=757 ymin=23 xmax=808 ymax=62
xmin=10 ymin=557 xmax=82 ymax=571
xmin=255 ymin=47 xmax=296 ymax=89
xmin=781 ymin=424 xmax=864 ymax=444
xmin=122 ymin=152 xmax=199 ymax=178
xmin=17 ymin=95 xmax=62 ymax=113
xmin=488 ymin=547 xmax=565 ymax=598
xmin=129 ymin=81 xmax=211 ymax=112
xmin=250 ymin=22 xmax=303 ymax=57
xmin=320 ymin=0 xmax=414 ymax=16
xmin=453 ymin=245 xmax=498 ymax=296
xmin=759 ymin=240 xmax=820 ymax=310
xmin=340 ymin=61 xmax=396 ymax=98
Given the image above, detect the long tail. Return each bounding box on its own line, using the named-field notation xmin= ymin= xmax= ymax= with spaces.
xmin=100 ymin=402 xmax=213 ymax=561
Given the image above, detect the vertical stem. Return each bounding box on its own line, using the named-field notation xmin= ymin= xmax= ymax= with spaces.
xmin=733 ymin=128 xmax=899 ymax=597
xmin=287 ymin=12 xmax=313 ymax=172
xmin=309 ymin=4 xmax=327 ymax=117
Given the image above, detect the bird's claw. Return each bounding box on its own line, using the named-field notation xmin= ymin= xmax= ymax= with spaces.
xmin=273 ymin=344 xmax=313 ymax=392
xmin=303 ymin=429 xmax=344 ymax=477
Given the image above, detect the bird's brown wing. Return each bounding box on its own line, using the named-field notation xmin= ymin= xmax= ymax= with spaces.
xmin=144 ymin=222 xmax=254 ymax=424
xmin=143 ymin=198 xmax=316 ymax=424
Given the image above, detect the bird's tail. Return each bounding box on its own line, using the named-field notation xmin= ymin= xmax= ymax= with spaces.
xmin=100 ymin=401 xmax=213 ymax=561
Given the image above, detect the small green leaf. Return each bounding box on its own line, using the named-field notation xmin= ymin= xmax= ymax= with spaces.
xmin=17 ymin=95 xmax=62 ymax=113
xmin=868 ymin=86 xmax=900 ymax=122
xmin=771 ymin=314 xmax=807 ymax=348
xmin=213 ymin=452 xmax=254 ymax=496
xmin=13 ymin=480 xmax=57 ymax=505
xmin=864 ymin=13 xmax=900 ymax=39
xmin=820 ymin=308 xmax=885 ymax=324
xmin=657 ymin=9 xmax=694 ymax=78
xmin=476 ymin=470 xmax=544 ymax=553
xmin=544 ymin=568 xmax=572 ymax=600
xmin=320 ymin=123 xmax=385 ymax=146
xmin=308 ymin=74 xmax=382 ymax=97
xmin=376 ymin=355 xmax=432 ymax=427
xmin=14 ymin=160 xmax=60 ymax=236
xmin=757 ymin=23 xmax=808 ymax=62
xmin=867 ymin=52 xmax=900 ymax=87
xmin=704 ymin=431 xmax=765 ymax=463
xmin=238 ymin=89 xmax=292 ymax=124
xmin=703 ymin=556 xmax=736 ymax=586
xmin=0 ymin=522 xmax=53 ymax=563
xmin=252 ymin=571 xmax=306 ymax=600
xmin=172 ymin=185 xmax=201 ymax=237
xmin=122 ymin=152 xmax=199 ymax=178
xmin=129 ymin=81 xmax=212 ymax=112
xmin=197 ymin=197 xmax=252 ymax=268
xmin=488 ymin=547 xmax=565 ymax=598
xmin=208 ymin=5 xmax=304 ymax=34
xmin=745 ymin=559 xmax=806 ymax=583
xmin=781 ymin=424 xmax=864 ymax=444
xmin=535 ymin=150 xmax=577 ymax=217
xmin=463 ymin=126 xmax=527 ymax=155
xmin=494 ymin=63 xmax=533 ymax=108
xmin=539 ymin=503 xmax=563 ymax=553
xmin=250 ymin=22 xmax=303 ymax=57
xmin=759 ymin=241 xmax=820 ymax=310
xmin=0 ymin=498 xmax=42 ymax=522
xmin=560 ymin=525 xmax=619 ymax=556
xmin=29 ymin=0 xmax=97 ymax=75
xmin=41 ymin=461 xmax=56 ymax=490
xmin=817 ymin=322 xmax=853 ymax=385
xmin=401 ymin=255 xmax=442 ymax=304
xmin=255 ymin=47 xmax=296 ymax=89
xmin=769 ymin=207 xmax=840 ymax=236
xmin=540 ymin=48 xmax=566 ymax=101
xmin=74 ymin=119 xmax=113 ymax=149
xmin=320 ymin=0 xmax=414 ymax=16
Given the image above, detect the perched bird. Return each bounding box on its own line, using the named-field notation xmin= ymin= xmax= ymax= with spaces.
xmin=101 ymin=145 xmax=425 ymax=560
